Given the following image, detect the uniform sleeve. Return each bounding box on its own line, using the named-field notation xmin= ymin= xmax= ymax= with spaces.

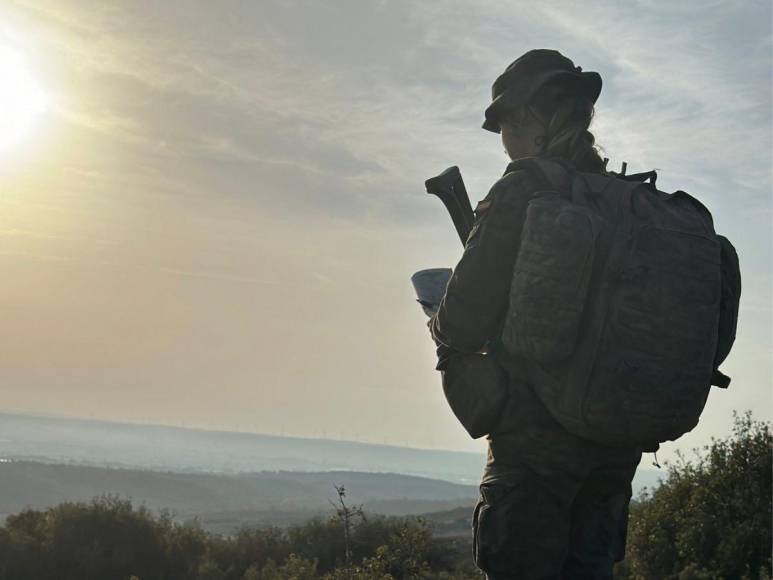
xmin=429 ymin=170 xmax=536 ymax=354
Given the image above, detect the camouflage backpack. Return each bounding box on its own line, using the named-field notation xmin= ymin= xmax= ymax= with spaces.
xmin=500 ymin=157 xmax=741 ymax=447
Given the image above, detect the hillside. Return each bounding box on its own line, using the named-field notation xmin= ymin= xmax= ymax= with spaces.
xmin=0 ymin=412 xmax=663 ymax=493
xmin=0 ymin=460 xmax=478 ymax=533
xmin=0 ymin=412 xmax=485 ymax=484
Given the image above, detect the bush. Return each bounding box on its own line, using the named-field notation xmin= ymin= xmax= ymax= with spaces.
xmin=622 ymin=412 xmax=772 ymax=580
xmin=0 ymin=496 xmax=207 ymax=580
xmin=0 ymin=495 xmax=473 ymax=579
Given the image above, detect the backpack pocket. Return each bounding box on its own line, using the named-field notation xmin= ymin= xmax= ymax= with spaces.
xmin=714 ymin=235 xmax=740 ymax=378
xmin=585 ymin=224 xmax=722 ymax=444
xmin=501 ymin=193 xmax=600 ymax=362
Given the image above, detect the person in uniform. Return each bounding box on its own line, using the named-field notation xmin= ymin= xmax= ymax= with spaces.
xmin=429 ymin=49 xmax=643 ymax=580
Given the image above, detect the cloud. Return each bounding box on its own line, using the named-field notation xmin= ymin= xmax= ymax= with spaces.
xmin=0 ymin=0 xmax=769 ymax=454
xmin=158 ymin=267 xmax=276 ymax=286
xmin=0 ymin=250 xmax=71 ymax=262
xmin=529 ymin=1 xmax=771 ymax=196
xmin=0 ymin=228 xmax=118 ymax=246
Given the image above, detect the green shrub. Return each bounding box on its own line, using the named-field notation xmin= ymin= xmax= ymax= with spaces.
xmin=623 ymin=412 xmax=772 ymax=580
xmin=0 ymin=495 xmax=207 ymax=580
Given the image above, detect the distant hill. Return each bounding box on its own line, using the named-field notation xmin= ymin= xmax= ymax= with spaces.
xmin=0 ymin=412 xmax=664 ymax=493
xmin=0 ymin=460 xmax=478 ymax=533
xmin=0 ymin=412 xmax=485 ymax=484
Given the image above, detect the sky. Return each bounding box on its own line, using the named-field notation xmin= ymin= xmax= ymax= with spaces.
xmin=0 ymin=0 xmax=770 ymax=460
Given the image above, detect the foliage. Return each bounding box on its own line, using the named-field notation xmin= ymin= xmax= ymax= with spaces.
xmin=621 ymin=412 xmax=772 ymax=580
xmin=255 ymin=554 xmax=319 ymax=580
xmin=0 ymin=495 xmax=206 ymax=580
xmin=0 ymin=495 xmax=478 ymax=580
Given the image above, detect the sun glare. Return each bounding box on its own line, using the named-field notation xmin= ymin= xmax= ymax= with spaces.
xmin=0 ymin=45 xmax=49 ymax=152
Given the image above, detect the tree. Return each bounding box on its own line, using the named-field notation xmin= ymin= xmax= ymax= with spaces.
xmin=330 ymin=484 xmax=366 ymax=578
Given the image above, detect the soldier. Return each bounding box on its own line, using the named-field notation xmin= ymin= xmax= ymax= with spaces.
xmin=429 ymin=50 xmax=643 ymax=579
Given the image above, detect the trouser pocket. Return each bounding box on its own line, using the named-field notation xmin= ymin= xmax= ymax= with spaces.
xmin=472 ymin=495 xmax=484 ymax=568
xmin=472 ymin=482 xmax=518 ymax=573
xmin=472 ymin=474 xmax=576 ymax=578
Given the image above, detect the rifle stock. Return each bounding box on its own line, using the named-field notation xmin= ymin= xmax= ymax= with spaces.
xmin=424 ymin=166 xmax=474 ymax=247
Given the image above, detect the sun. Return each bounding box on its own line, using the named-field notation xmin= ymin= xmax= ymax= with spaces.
xmin=0 ymin=45 xmax=49 ymax=153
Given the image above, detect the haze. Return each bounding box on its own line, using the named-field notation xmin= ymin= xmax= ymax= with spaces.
xmin=0 ymin=1 xmax=770 ymax=460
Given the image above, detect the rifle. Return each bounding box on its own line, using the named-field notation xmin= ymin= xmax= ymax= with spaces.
xmin=415 ymin=167 xmax=509 ymax=440
xmin=411 ymin=166 xmax=474 ymax=316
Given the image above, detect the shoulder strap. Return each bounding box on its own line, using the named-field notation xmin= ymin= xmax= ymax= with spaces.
xmin=504 ymin=156 xmax=573 ymax=192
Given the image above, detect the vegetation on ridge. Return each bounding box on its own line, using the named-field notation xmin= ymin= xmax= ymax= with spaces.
xmin=0 ymin=413 xmax=768 ymax=580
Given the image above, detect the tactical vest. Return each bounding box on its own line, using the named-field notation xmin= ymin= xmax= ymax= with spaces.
xmin=499 ymin=158 xmax=741 ymax=447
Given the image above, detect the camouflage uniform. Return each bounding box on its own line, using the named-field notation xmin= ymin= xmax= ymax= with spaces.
xmin=430 ymin=162 xmax=642 ymax=579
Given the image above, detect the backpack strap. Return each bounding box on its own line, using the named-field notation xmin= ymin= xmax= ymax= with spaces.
xmin=504 ymin=156 xmax=574 ymax=193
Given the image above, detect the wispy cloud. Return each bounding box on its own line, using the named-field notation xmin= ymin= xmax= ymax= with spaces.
xmin=530 ymin=1 xmax=771 ymax=195
xmin=0 ymin=0 xmax=768 ymax=453
xmin=0 ymin=228 xmax=118 ymax=246
xmin=158 ymin=267 xmax=276 ymax=286
xmin=0 ymin=250 xmax=71 ymax=262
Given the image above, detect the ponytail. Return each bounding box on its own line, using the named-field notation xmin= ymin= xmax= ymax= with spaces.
xmin=506 ymin=84 xmax=607 ymax=173
xmin=537 ymin=93 xmax=605 ymax=172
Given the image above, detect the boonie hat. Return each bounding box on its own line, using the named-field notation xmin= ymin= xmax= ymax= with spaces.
xmin=483 ymin=49 xmax=602 ymax=133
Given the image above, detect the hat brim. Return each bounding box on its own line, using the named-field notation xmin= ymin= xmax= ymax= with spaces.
xmin=483 ymin=70 xmax=602 ymax=133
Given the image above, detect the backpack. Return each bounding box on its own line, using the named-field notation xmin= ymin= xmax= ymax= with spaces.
xmin=499 ymin=157 xmax=741 ymax=447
